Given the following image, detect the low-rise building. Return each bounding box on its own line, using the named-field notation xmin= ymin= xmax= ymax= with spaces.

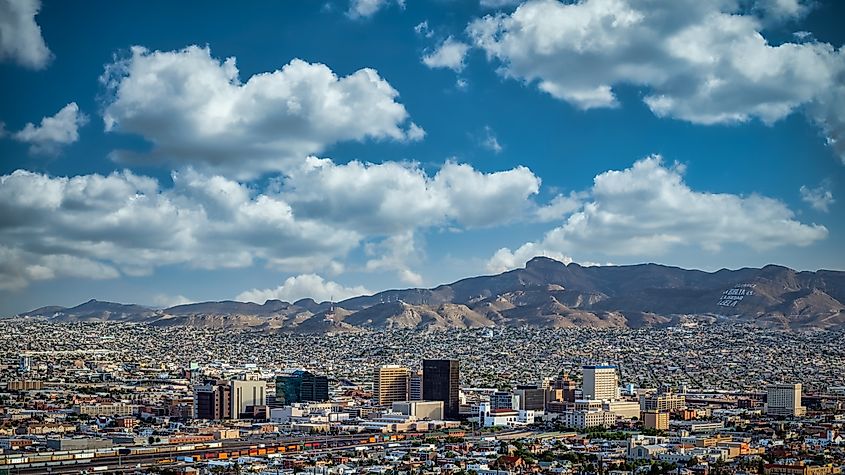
xmin=392 ymin=400 xmax=444 ymax=420
xmin=559 ymin=409 xmax=618 ymax=429
xmin=764 ymin=464 xmax=842 ymax=475
xmin=477 ymin=403 xmax=535 ymax=427
xmin=73 ymin=402 xmax=136 ymax=417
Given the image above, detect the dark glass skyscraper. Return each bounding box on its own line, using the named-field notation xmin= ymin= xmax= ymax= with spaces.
xmin=276 ymin=370 xmax=329 ymax=405
xmin=422 ymin=359 xmax=459 ymax=419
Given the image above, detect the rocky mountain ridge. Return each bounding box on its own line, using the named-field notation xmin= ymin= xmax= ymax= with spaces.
xmin=17 ymin=258 xmax=845 ymax=332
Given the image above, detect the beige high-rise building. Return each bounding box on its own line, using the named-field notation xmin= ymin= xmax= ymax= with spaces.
xmin=643 ymin=411 xmax=669 ymax=431
xmin=767 ymin=383 xmax=806 ymax=417
xmin=231 ymin=379 xmax=266 ymax=418
xmin=583 ymin=365 xmax=619 ymax=400
xmin=374 ymin=365 xmax=410 ymax=405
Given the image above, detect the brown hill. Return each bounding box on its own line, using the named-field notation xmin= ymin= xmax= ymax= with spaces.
xmin=20 ymin=258 xmax=845 ymax=332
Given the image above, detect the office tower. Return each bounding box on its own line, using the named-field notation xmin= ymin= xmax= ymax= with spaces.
xmin=423 ymin=359 xmax=460 ymax=419
xmin=410 ymin=370 xmax=423 ymax=401
xmin=231 ymin=379 xmax=267 ymax=418
xmin=491 ymin=391 xmax=519 ymax=410
xmin=374 ymin=365 xmax=410 ymax=406
xmin=194 ymin=381 xmax=232 ymax=420
xmin=643 ymin=411 xmax=669 ymax=431
xmin=582 ymin=364 xmax=619 ymax=400
xmin=767 ymin=383 xmax=806 ymax=417
xmin=514 ymin=385 xmax=546 ymax=411
xmin=276 ymin=370 xmax=329 ymax=405
xmin=551 ymin=375 xmax=577 ymax=403
xmin=19 ymin=355 xmax=31 ymax=372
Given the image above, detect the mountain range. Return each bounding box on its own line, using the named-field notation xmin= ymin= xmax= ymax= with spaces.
xmin=17 ymin=258 xmax=845 ymax=332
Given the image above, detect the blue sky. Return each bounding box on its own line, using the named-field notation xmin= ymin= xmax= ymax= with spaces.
xmin=0 ymin=0 xmax=843 ymax=313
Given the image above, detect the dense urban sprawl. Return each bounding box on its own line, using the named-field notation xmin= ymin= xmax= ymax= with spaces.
xmin=1 ymin=320 xmax=844 ymax=475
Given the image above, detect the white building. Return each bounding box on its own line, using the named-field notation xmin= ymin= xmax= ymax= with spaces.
xmin=392 ymin=400 xmax=443 ymax=420
xmin=573 ymin=399 xmax=639 ymax=419
xmin=559 ymin=409 xmax=618 ymax=429
xmin=269 ymin=402 xmax=347 ymax=424
xmin=477 ymin=403 xmax=535 ymax=427
xmin=583 ymin=365 xmax=619 ymax=400
xmin=231 ymin=379 xmax=266 ymax=417
xmin=669 ymin=420 xmax=725 ymax=433
xmin=767 ymin=383 xmax=806 ymax=417
xmin=604 ymin=400 xmax=641 ymax=419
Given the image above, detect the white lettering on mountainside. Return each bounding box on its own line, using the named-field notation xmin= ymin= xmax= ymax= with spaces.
xmin=717 ymin=283 xmax=756 ymax=308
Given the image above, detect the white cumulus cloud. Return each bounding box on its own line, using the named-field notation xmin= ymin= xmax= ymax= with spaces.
xmin=0 ymin=168 xmax=359 ymax=290
xmin=236 ymin=274 xmax=370 ymax=304
xmin=468 ymin=0 xmax=845 ymax=161
xmin=535 ymin=192 xmax=582 ymax=222
xmin=487 ymin=246 xmax=572 ymax=274
xmin=364 ymin=231 xmax=424 ymax=286
xmin=0 ymin=245 xmax=119 ymax=291
xmin=283 ymin=157 xmax=542 ymax=233
xmin=422 ymin=36 xmax=470 ymax=72
xmin=481 ymin=125 xmax=503 ymax=153
xmin=753 ymin=0 xmax=811 ymax=24
xmin=152 ymin=294 xmax=194 ymax=308
xmin=0 ymin=156 xmax=545 ymax=290
xmin=488 ymin=155 xmax=828 ymax=272
xmin=0 ymin=0 xmax=51 ymax=69
xmin=414 ymin=21 xmax=433 ymax=38
xmin=800 ymin=182 xmax=835 ymax=212
xmin=347 ymin=0 xmax=404 ymax=19
xmin=100 ymin=45 xmax=423 ymax=179
xmin=13 ymin=102 xmax=88 ymax=155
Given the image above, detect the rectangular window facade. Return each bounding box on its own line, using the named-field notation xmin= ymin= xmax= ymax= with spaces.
xmin=423 ymin=359 xmax=460 ymax=419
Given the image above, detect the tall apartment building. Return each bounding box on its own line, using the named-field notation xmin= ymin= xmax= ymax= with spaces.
xmin=583 ymin=364 xmax=619 ymax=400
xmin=194 ymin=381 xmax=232 ymax=420
xmin=423 ymin=359 xmax=460 ymax=419
xmin=374 ymin=365 xmax=410 ymax=406
xmin=409 ymin=370 xmax=423 ymax=401
xmin=767 ymin=383 xmax=806 ymax=417
xmin=231 ymin=379 xmax=267 ymax=418
xmin=276 ymin=370 xmax=329 ymax=405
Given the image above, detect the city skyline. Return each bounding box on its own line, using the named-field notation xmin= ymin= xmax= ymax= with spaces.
xmin=2 ymin=317 xmax=843 ymax=471
xmin=1 ymin=0 xmax=844 ymax=315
